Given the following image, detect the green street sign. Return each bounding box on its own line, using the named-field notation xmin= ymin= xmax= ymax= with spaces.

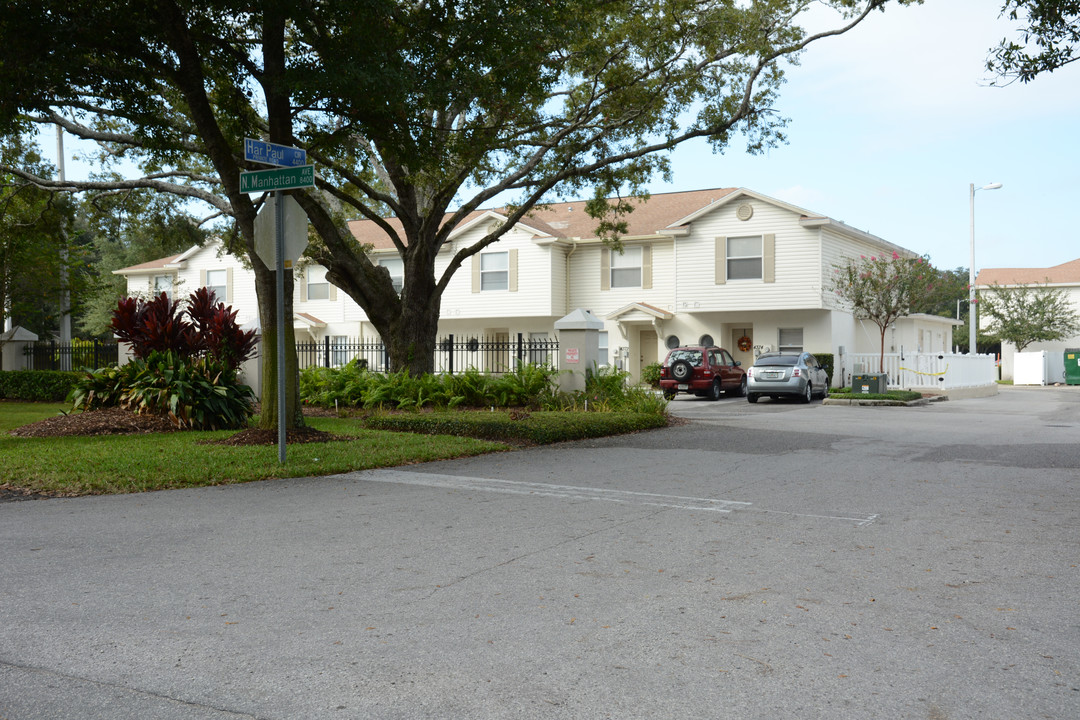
xmin=239 ymin=164 xmax=315 ymax=193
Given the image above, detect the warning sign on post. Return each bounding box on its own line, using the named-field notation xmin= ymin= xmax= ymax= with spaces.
xmin=565 ymin=348 xmax=579 ymax=364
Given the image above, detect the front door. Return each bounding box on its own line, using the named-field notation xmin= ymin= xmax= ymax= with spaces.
xmin=639 ymin=329 xmax=658 ymax=381
xmin=731 ymin=327 xmax=753 ymax=369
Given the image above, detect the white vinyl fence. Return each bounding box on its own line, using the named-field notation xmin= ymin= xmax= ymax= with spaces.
xmin=843 ymin=352 xmax=997 ymax=391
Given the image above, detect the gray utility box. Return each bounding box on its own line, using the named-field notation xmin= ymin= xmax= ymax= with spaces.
xmin=852 ymin=373 xmax=888 ymax=394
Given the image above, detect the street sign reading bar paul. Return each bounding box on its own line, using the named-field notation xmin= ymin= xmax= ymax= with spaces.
xmin=243 ymin=138 xmax=307 ymax=167
xmin=239 ymin=164 xmax=315 ymax=194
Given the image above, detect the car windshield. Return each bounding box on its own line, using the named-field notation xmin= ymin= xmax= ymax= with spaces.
xmin=668 ymin=349 xmax=703 ymax=366
xmin=755 ymin=354 xmax=798 ymax=366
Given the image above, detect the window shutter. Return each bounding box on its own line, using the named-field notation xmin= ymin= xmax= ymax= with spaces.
xmin=300 ymin=272 xmax=308 ymax=301
xmin=763 ymin=234 xmax=775 ymax=283
xmin=330 ymin=282 xmax=337 ymax=301
xmin=715 ymin=237 xmax=727 ymax=284
xmin=226 ymin=267 xmax=234 ymax=303
xmin=509 ymin=249 xmax=518 ymax=292
xmin=642 ymin=245 xmax=653 ymax=289
xmin=601 ymin=248 xmax=611 ymax=291
xmin=472 ymin=255 xmax=480 ymax=293
xmin=200 ymin=269 xmax=206 ymax=289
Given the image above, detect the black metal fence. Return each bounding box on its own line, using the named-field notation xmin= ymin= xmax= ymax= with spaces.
xmin=24 ymin=340 xmax=119 ymax=371
xmin=20 ymin=334 xmax=559 ymax=376
xmin=296 ymin=333 xmax=559 ymax=374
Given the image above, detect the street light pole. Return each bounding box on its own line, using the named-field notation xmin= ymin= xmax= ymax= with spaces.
xmin=969 ymin=182 xmax=1003 ymax=355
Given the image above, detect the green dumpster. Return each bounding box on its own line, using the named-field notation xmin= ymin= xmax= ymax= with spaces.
xmin=852 ymin=373 xmax=888 ymax=394
xmin=1065 ymin=349 xmax=1080 ymax=386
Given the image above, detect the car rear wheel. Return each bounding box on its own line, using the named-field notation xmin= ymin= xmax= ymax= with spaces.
xmin=708 ymin=379 xmax=722 ymax=401
xmin=747 ymin=393 xmax=759 ymax=403
xmin=671 ymin=359 xmax=694 ymax=382
xmin=729 ymin=376 xmax=747 ymax=397
xmin=800 ymin=382 xmax=812 ymax=403
xmin=663 ymin=389 xmax=676 ymax=400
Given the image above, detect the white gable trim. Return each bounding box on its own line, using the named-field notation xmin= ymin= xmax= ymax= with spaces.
xmin=664 ymin=188 xmax=820 ymax=230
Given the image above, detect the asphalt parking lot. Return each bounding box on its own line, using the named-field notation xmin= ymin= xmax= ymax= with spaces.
xmin=2 ymin=385 xmax=1078 ymax=719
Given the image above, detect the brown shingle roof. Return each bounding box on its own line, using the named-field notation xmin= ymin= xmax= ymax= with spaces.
xmin=976 ymin=258 xmax=1080 ymax=286
xmin=347 ymin=188 xmax=738 ymax=249
xmin=114 ymin=253 xmax=185 ymax=273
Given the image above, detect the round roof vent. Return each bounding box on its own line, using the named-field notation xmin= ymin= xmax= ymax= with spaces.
xmin=736 ymin=203 xmax=753 ymax=221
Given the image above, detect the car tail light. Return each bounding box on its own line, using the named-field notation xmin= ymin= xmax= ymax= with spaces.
xmin=792 ymin=368 xmax=801 ymax=377
xmin=746 ymin=367 xmax=753 ymax=377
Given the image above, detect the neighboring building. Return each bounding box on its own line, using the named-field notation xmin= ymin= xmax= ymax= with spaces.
xmin=975 ymin=258 xmax=1080 ymax=381
xmin=116 ymin=187 xmax=956 ymax=385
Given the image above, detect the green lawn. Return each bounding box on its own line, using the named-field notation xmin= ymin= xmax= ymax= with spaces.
xmin=0 ymin=402 xmax=506 ymax=496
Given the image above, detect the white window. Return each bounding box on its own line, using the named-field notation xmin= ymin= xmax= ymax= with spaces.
xmin=306 ymin=279 xmax=330 ymax=300
xmin=379 ymin=257 xmax=404 ymax=293
xmin=204 ymin=269 xmax=227 ymax=301
xmin=481 ymin=252 xmax=508 ymax=291
xmin=611 ymin=246 xmax=642 ymax=288
xmin=727 ymin=236 xmax=763 ymax=280
xmin=599 ymin=331 xmax=609 ymax=366
xmin=153 ymin=274 xmax=172 ymax=301
xmin=778 ymin=328 xmax=803 ymax=353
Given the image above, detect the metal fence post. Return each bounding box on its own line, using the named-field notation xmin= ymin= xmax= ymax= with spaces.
xmin=448 ymin=334 xmax=454 ymax=375
xmin=324 ymin=335 xmax=331 ymax=367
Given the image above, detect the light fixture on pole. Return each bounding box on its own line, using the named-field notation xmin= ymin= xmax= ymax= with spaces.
xmin=969 ymin=182 xmax=1003 ymax=355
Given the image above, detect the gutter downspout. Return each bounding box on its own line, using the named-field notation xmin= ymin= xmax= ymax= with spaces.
xmin=565 ymin=238 xmax=578 ymax=314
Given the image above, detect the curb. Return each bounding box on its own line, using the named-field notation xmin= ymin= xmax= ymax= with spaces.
xmin=822 ymin=396 xmax=936 ymax=407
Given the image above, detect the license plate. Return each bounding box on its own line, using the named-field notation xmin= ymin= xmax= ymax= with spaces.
xmin=764 ymin=372 xmax=781 ymax=379
xmin=678 ymin=384 xmax=689 ymax=390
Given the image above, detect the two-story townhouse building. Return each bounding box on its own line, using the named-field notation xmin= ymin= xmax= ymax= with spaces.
xmin=117 ymin=187 xmax=956 ymax=384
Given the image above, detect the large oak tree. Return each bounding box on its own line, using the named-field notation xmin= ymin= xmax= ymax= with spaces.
xmin=0 ymin=0 xmax=915 ymax=428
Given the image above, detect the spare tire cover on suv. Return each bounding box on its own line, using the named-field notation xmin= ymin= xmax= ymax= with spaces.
xmin=671 ymin=359 xmax=694 ymax=382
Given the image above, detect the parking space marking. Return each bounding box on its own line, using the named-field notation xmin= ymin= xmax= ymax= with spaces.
xmin=353 ymin=471 xmax=879 ymax=526
xmin=355 ymin=470 xmax=751 ymax=513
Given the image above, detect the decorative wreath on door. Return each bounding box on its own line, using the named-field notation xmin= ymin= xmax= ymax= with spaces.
xmin=737 ymin=335 xmax=753 ymax=352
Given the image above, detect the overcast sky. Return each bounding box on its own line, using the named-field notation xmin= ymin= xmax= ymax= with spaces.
xmin=654 ymin=0 xmax=1080 ymax=273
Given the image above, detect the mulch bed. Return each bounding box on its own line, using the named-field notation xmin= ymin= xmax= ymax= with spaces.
xmin=8 ymin=406 xmax=337 ymax=445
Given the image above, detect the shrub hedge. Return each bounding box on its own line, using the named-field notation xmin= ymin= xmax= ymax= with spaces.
xmin=359 ymin=410 xmax=668 ymax=444
xmin=0 ymin=370 xmax=81 ymax=401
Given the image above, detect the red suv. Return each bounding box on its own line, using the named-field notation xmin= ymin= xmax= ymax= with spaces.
xmin=659 ymin=345 xmax=747 ymax=401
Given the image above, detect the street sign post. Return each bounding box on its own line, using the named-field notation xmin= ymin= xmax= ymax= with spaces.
xmin=243 ymin=138 xmax=307 ymax=167
xmin=239 ymin=140 xmax=313 ymax=464
xmin=239 ymin=164 xmax=315 ymax=194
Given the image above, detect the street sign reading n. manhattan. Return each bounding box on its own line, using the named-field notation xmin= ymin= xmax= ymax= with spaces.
xmin=239 ymin=164 xmax=315 ymax=194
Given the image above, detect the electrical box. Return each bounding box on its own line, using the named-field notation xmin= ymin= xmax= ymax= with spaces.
xmin=852 ymin=373 xmax=888 ymax=394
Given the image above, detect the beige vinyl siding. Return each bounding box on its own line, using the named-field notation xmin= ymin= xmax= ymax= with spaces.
xmin=444 ymin=226 xmax=556 ymax=318
xmin=569 ymin=240 xmax=674 ymax=315
xmin=675 ymin=201 xmax=820 ymax=311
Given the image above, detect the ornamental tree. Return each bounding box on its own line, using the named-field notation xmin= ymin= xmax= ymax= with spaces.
xmin=832 ymin=251 xmax=938 ymax=373
xmin=978 ymin=281 xmax=1080 ymax=352
xmin=0 ymin=0 xmax=918 ymax=432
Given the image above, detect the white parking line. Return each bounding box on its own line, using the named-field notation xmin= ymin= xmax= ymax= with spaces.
xmin=353 ymin=471 xmax=880 ymax=526
xmin=355 ymin=470 xmax=751 ymax=513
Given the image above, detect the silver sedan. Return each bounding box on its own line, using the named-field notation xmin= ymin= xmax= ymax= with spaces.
xmin=746 ymin=352 xmax=829 ymax=403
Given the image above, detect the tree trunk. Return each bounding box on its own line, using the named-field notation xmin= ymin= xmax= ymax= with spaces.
xmin=254 ymin=262 xmax=304 ymax=430
xmin=878 ymin=324 xmax=887 ymax=374
xmin=385 ymin=296 xmax=441 ymax=376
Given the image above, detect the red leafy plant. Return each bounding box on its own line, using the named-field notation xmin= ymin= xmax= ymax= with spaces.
xmin=112 ymin=288 xmax=257 ymax=371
